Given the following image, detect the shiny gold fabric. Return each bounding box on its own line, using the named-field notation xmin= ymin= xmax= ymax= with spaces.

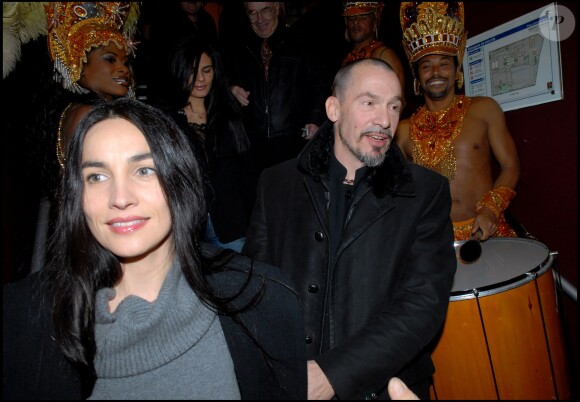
xmin=410 ymin=95 xmax=470 ymax=180
xmin=453 ymin=215 xmax=517 ymax=241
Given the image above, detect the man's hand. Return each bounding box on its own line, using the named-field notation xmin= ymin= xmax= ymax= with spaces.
xmin=302 ymin=123 xmax=320 ymax=140
xmin=388 ymin=377 xmax=420 ymax=400
xmin=231 ymin=85 xmax=250 ymax=106
xmin=472 ymin=207 xmax=498 ymax=240
xmin=307 ymin=360 xmax=335 ymax=400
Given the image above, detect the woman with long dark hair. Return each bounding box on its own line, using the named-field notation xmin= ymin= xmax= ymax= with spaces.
xmin=22 ymin=3 xmax=140 ymax=276
xmin=157 ymin=35 xmax=257 ymax=252
xmin=3 ymin=99 xmax=306 ymax=400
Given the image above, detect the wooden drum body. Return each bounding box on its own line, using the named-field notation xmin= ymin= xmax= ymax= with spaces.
xmin=430 ymin=238 xmax=571 ymax=400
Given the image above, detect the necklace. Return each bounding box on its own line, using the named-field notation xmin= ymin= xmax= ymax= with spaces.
xmin=410 ymin=95 xmax=471 ymax=180
xmin=184 ymin=104 xmax=206 ymax=122
xmin=343 ymin=178 xmax=355 ymax=185
xmin=56 ymin=103 xmax=74 ymax=170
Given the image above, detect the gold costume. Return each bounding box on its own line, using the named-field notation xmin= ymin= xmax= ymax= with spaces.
xmin=453 ymin=216 xmax=517 ymax=241
xmin=410 ymin=95 xmax=470 ymax=180
xmin=342 ymin=39 xmax=384 ymax=66
xmin=400 ymin=3 xmax=517 ymax=242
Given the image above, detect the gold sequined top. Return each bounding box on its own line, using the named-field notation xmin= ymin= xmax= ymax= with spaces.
xmin=342 ymin=40 xmax=384 ymax=66
xmin=410 ymin=95 xmax=471 ymax=180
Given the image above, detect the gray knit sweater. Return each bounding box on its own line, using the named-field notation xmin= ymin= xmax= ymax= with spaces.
xmin=89 ymin=264 xmax=241 ymax=400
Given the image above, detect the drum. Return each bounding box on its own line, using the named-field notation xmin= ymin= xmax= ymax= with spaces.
xmin=429 ymin=238 xmax=571 ymax=400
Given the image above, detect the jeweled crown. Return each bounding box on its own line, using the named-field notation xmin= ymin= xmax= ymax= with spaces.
xmin=400 ymin=2 xmax=466 ymax=69
xmin=45 ymin=2 xmax=139 ymax=94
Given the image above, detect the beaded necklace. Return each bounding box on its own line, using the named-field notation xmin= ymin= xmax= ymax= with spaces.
xmin=56 ymin=103 xmax=74 ymax=170
xmin=410 ymin=95 xmax=470 ymax=180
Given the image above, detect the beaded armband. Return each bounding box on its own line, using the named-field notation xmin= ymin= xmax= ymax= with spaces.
xmin=475 ymin=187 xmax=516 ymax=219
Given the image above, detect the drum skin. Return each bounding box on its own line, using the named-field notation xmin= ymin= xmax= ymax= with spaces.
xmin=429 ymin=238 xmax=571 ymax=400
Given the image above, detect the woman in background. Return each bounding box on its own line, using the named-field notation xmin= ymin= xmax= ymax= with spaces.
xmin=157 ymin=35 xmax=257 ymax=252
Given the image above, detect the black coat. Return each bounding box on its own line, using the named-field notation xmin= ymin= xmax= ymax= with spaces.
xmin=2 ymin=244 xmax=306 ymax=400
xmin=244 ymin=121 xmax=457 ymax=399
xmin=223 ymin=24 xmax=330 ymax=143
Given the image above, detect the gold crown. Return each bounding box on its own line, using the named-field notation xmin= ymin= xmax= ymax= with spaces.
xmin=45 ymin=2 xmax=139 ymax=94
xmin=400 ymin=2 xmax=466 ymax=71
xmin=343 ymin=2 xmax=383 ymax=18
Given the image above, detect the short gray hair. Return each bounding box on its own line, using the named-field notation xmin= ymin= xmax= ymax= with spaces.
xmin=332 ymin=58 xmax=395 ymax=100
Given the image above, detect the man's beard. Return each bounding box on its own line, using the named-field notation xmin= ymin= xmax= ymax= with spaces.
xmin=338 ymin=124 xmax=391 ymax=167
xmin=425 ymin=88 xmax=449 ymax=100
xmin=423 ymin=78 xmax=452 ymax=100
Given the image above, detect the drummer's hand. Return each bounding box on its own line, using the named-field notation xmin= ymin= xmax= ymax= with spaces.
xmin=473 ymin=207 xmax=498 ymax=241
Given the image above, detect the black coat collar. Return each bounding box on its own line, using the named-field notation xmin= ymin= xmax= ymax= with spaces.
xmin=297 ymin=120 xmax=415 ymax=197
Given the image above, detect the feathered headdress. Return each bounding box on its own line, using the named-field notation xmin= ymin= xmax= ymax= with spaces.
xmin=3 ymin=2 xmax=49 ymax=79
xmin=2 ymin=2 xmax=139 ymax=90
xmin=45 ymin=2 xmax=139 ymax=94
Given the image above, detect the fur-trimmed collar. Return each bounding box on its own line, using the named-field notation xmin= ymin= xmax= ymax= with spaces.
xmin=297 ymin=120 xmax=414 ymax=197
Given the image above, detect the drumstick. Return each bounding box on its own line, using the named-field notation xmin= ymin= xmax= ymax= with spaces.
xmin=460 ymin=229 xmax=482 ymax=263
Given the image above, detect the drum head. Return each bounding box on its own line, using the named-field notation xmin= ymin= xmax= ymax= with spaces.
xmin=452 ymin=238 xmax=550 ymax=295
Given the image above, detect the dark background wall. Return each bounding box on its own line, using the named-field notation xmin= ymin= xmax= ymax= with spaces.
xmin=465 ymin=2 xmax=577 ymax=393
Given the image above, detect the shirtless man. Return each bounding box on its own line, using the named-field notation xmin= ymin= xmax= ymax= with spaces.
xmin=342 ymin=2 xmax=406 ymax=103
xmin=397 ymin=2 xmax=520 ymax=241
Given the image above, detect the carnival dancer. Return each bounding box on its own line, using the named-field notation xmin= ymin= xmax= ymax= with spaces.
xmin=342 ymin=1 xmax=406 ymax=102
xmin=396 ymin=2 xmax=520 ymax=241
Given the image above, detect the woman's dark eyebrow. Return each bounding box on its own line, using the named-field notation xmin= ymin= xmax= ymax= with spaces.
xmin=81 ymin=152 xmax=152 ymax=169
